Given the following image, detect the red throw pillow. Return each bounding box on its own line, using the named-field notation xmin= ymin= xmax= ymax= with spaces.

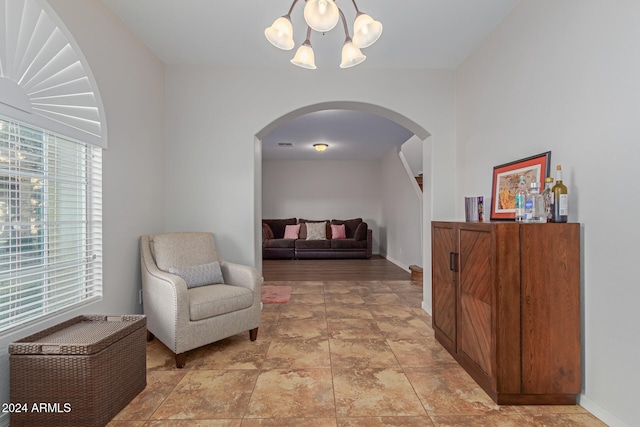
xmin=283 ymin=224 xmax=301 ymax=239
xmin=331 ymin=224 xmax=346 ymax=239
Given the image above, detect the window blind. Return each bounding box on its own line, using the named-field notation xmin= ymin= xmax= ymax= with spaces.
xmin=0 ymin=116 xmax=102 ymax=333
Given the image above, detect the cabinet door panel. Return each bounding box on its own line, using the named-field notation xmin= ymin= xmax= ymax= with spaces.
xmin=432 ymin=224 xmax=456 ymax=350
xmin=458 ymin=229 xmax=492 ymax=377
xmin=520 ymin=224 xmax=581 ymax=394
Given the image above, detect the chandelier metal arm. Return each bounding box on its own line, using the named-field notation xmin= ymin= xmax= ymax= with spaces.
xmin=285 ymin=0 xmax=301 ymax=17
xmin=338 ymin=8 xmax=350 ymax=40
xmin=350 ymin=0 xmax=362 ymax=15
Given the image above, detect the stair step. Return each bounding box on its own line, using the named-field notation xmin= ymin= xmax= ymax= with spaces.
xmin=409 ymin=265 xmax=423 ymax=282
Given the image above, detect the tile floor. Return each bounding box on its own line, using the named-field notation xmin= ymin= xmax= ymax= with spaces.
xmin=108 ymin=280 xmax=607 ymax=426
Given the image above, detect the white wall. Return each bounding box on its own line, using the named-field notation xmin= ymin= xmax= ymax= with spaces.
xmin=262 ymin=159 xmax=382 ymax=253
xmin=456 ymin=1 xmax=640 ymax=425
xmin=401 ymin=135 xmax=424 ymax=177
xmin=380 ymin=147 xmax=422 ymax=270
xmin=0 ymin=0 xmax=166 ymax=422
xmin=165 ymin=67 xmax=457 ymax=272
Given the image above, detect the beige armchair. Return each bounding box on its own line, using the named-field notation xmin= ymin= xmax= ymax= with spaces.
xmin=140 ymin=232 xmax=262 ymax=368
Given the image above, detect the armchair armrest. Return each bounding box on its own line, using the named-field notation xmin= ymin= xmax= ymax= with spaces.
xmin=221 ymin=261 xmax=262 ymax=291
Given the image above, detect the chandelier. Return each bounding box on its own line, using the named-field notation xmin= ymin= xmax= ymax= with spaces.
xmin=265 ymin=0 xmax=383 ymax=69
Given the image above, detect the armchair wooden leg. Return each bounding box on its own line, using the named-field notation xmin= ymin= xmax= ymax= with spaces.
xmin=249 ymin=327 xmax=259 ymax=341
xmin=146 ymin=330 xmax=155 ymax=342
xmin=175 ymin=352 xmax=186 ymax=369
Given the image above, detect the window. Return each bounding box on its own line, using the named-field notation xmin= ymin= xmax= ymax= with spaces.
xmin=0 ymin=116 xmax=102 ymax=333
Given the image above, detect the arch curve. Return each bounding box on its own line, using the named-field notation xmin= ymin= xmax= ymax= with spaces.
xmin=256 ymin=101 xmax=430 ymax=142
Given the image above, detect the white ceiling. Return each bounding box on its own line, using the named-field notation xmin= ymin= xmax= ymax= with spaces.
xmin=100 ymin=0 xmax=521 ymax=159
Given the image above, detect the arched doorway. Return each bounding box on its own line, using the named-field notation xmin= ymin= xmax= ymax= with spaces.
xmin=253 ymin=101 xmax=432 ymax=310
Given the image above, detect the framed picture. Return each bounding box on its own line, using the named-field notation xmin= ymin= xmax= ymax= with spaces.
xmin=490 ymin=151 xmax=551 ymax=220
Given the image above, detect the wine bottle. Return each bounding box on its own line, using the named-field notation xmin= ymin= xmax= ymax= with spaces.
xmin=551 ymin=165 xmax=568 ymax=223
xmin=515 ymin=176 xmax=527 ymax=222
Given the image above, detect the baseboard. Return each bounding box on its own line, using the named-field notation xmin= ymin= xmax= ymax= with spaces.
xmin=380 ymin=255 xmax=410 ymax=273
xmin=578 ymin=394 xmax=630 ymax=427
xmin=421 ymin=301 xmax=432 ymax=317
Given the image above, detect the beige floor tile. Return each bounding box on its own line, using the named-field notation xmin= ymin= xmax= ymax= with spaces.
xmin=429 ymin=414 xmax=532 ymax=426
xmin=368 ymin=304 xmax=419 ymax=321
xmin=150 ymin=370 xmax=258 ymax=420
xmin=362 ymin=292 xmax=405 ymax=305
xmin=241 ymin=418 xmax=337 ymax=427
xmin=274 ymin=318 xmax=328 ymax=339
xmin=520 ymin=413 xmax=609 ymax=426
xmin=279 ymin=303 xmax=327 ymax=319
xmin=377 ymin=317 xmax=432 ymax=340
xmin=113 ymin=370 xmax=187 ymax=421
xmin=106 ymin=421 xmax=147 ymax=426
xmin=387 ymin=337 xmax=456 ymax=367
xmin=355 ymin=282 xmax=393 ymax=294
xmin=333 ymin=367 xmax=426 ymax=417
xmin=326 ymin=304 xmax=373 ymax=320
xmin=325 ymin=292 xmax=366 ymax=305
xmin=383 ymin=280 xmax=423 ymax=293
xmin=513 ymin=405 xmax=589 ymax=415
xmin=246 ymin=369 xmax=335 ymax=418
xmin=337 ymin=417 xmax=435 ymax=427
xmin=144 ymin=421 xmax=241 ymax=426
xmin=324 ymin=281 xmax=360 ymax=294
xmin=262 ymin=338 xmax=331 ymax=369
xmin=189 ymin=336 xmax=271 ymax=370
xmin=404 ymin=365 xmax=515 ymax=416
xmin=329 ymin=339 xmax=399 ymax=368
xmin=327 ymin=318 xmax=385 ymax=340
xmin=291 ymin=280 xmax=324 ymax=289
xmin=145 ymin=339 xmax=183 ymax=371
xmin=288 ymin=293 xmax=326 ymax=304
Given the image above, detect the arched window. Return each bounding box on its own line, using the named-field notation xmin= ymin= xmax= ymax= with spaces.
xmin=0 ymin=0 xmax=106 ymax=332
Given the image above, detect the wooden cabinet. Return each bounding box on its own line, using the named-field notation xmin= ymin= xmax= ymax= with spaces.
xmin=431 ymin=221 xmax=581 ymax=405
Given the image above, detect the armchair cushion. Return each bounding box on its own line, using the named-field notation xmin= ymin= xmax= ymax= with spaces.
xmin=152 ymin=232 xmax=219 ymax=271
xmin=168 ymin=261 xmax=224 ymax=289
xmin=189 ymin=284 xmax=254 ymax=321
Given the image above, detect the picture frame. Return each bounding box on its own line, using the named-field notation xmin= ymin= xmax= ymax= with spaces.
xmin=490 ymin=151 xmax=551 ymax=220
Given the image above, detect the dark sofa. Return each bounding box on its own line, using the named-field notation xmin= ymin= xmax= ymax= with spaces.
xmin=262 ymin=218 xmax=372 ymax=259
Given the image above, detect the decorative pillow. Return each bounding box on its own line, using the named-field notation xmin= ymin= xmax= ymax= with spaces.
xmin=283 ymin=224 xmax=301 ymax=239
xmin=331 ymin=224 xmax=346 ymax=239
xmin=168 ymin=261 xmax=224 ymax=289
xmin=306 ymin=222 xmax=327 ymax=240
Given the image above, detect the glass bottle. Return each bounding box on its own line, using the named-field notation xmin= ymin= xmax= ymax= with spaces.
xmin=515 ymin=176 xmax=527 ymax=222
xmin=551 ymin=165 xmax=568 ymax=223
xmin=525 ymin=179 xmax=546 ymax=223
xmin=542 ymin=177 xmax=554 ymax=222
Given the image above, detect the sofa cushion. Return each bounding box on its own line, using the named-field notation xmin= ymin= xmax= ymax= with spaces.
xmin=354 ymin=222 xmax=368 ymax=241
xmin=305 ymin=222 xmax=327 ymax=240
xmin=296 ymin=239 xmax=331 ymax=249
xmin=264 ymin=238 xmax=296 ymax=248
xmin=331 ymin=238 xmax=367 ymax=250
xmin=189 ymin=284 xmax=254 ymax=321
xmin=331 ymin=224 xmax=346 ymax=239
xmin=168 ymin=261 xmax=224 ymax=289
xmin=262 ymin=223 xmax=274 ymax=240
xmin=299 ymin=219 xmax=331 ymax=239
xmin=283 ymin=224 xmax=301 ymax=239
xmin=263 ymin=218 xmax=297 ymax=239
xmin=331 ymin=218 xmax=363 ymax=238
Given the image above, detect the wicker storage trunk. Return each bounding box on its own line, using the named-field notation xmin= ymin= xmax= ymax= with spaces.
xmin=9 ymin=314 xmax=146 ymax=427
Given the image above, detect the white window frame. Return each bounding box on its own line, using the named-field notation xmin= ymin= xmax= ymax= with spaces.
xmin=0 ymin=116 xmax=102 ymax=333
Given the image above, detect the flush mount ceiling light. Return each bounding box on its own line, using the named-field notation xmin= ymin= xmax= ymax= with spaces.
xmin=313 ymin=143 xmax=329 ymax=152
xmin=265 ymin=0 xmax=382 ymax=69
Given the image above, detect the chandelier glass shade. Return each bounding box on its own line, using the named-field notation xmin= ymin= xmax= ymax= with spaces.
xmin=313 ymin=143 xmax=329 ymax=151
xmin=264 ymin=0 xmax=382 ymax=69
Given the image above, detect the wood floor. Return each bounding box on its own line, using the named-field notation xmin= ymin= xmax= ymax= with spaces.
xmin=262 ymin=255 xmax=411 ymax=281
